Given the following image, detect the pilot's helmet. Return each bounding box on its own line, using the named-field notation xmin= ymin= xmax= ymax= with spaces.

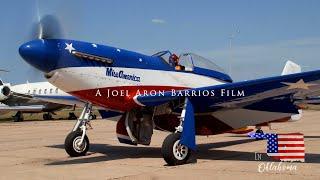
xmin=170 ymin=54 xmax=179 ymax=63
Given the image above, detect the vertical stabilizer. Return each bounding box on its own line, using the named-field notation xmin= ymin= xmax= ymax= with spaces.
xmin=281 ymin=60 xmax=301 ymax=75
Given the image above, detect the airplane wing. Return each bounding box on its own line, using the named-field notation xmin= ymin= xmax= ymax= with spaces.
xmin=135 ymin=70 xmax=320 ymax=109
xmin=35 ymin=95 xmax=123 ymax=119
xmin=34 ymin=95 xmax=121 ymax=110
xmin=0 ymin=105 xmax=44 ymax=112
xmin=134 ymin=70 xmax=320 ymax=149
xmin=33 ymin=95 xmax=85 ymax=107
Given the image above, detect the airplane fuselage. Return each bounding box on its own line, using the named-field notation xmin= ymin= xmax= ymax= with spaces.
xmin=1 ymin=81 xmax=75 ymax=112
xmin=19 ymin=39 xmax=231 ymax=111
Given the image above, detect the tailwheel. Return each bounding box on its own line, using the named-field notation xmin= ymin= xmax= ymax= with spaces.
xmin=161 ymin=133 xmax=191 ymax=166
xmin=64 ymin=131 xmax=89 ymax=157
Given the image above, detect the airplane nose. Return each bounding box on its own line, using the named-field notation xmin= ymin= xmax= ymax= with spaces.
xmin=19 ymin=40 xmax=57 ymax=73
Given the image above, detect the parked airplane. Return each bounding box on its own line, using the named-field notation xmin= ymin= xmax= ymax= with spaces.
xmin=0 ymin=102 xmax=10 ymax=115
xmin=18 ymin=16 xmax=320 ymax=165
xmin=0 ymin=80 xmax=102 ymax=121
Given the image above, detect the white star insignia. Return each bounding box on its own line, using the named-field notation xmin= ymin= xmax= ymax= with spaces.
xmin=65 ymin=43 xmax=75 ymax=53
xmin=92 ymin=43 xmax=97 ymax=48
xmin=116 ymin=48 xmax=121 ymax=52
xmin=282 ymin=79 xmax=317 ymax=90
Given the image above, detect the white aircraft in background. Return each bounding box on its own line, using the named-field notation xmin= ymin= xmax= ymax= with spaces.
xmin=0 ymin=80 xmax=121 ymax=121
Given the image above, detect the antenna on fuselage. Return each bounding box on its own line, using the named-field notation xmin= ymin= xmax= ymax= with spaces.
xmin=228 ymin=26 xmax=240 ymax=77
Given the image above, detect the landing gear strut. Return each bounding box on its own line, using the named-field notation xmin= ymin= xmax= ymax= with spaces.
xmin=161 ymin=99 xmax=192 ymax=166
xmin=12 ymin=111 xmax=24 ymax=122
xmin=64 ymin=103 xmax=92 ymax=157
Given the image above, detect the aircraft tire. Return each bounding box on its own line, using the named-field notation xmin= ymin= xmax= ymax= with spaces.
xmin=64 ymin=131 xmax=89 ymax=157
xmin=89 ymin=114 xmax=97 ymax=120
xmin=161 ymin=133 xmax=191 ymax=166
xmin=13 ymin=111 xmax=23 ymax=122
xmin=43 ymin=114 xmax=48 ymax=120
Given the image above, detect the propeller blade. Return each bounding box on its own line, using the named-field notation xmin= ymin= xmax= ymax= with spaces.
xmin=39 ymin=15 xmax=64 ymax=39
xmin=28 ymin=14 xmax=64 ymax=40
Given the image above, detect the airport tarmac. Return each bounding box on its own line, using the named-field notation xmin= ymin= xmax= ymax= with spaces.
xmin=0 ymin=111 xmax=319 ymax=180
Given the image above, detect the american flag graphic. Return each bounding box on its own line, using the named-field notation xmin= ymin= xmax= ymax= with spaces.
xmin=249 ymin=133 xmax=305 ymax=162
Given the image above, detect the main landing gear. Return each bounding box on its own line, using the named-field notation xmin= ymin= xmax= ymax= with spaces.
xmin=161 ymin=99 xmax=192 ymax=166
xmin=64 ymin=103 xmax=92 ymax=157
xmin=43 ymin=113 xmax=53 ymax=120
xmin=162 ymin=133 xmax=191 ymax=165
xmin=12 ymin=111 xmax=24 ymax=122
xmin=67 ymin=112 xmax=77 ymax=120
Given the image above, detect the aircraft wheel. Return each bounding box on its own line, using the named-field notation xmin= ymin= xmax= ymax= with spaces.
xmin=68 ymin=112 xmax=77 ymax=120
xmin=43 ymin=114 xmax=49 ymax=120
xmin=64 ymin=131 xmax=89 ymax=157
xmin=161 ymin=133 xmax=191 ymax=166
xmin=13 ymin=111 xmax=23 ymax=122
xmin=89 ymin=114 xmax=96 ymax=120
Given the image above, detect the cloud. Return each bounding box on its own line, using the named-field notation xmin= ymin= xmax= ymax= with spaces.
xmin=197 ymin=37 xmax=320 ymax=81
xmin=151 ymin=18 xmax=166 ymax=24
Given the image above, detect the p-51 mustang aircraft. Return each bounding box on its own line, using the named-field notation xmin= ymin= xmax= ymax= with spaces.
xmin=18 ymin=16 xmax=320 ymax=166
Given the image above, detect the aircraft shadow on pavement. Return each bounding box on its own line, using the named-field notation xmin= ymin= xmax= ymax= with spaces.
xmin=46 ymin=138 xmax=320 ymax=165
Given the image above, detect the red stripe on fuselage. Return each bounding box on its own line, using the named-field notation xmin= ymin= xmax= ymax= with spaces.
xmin=69 ymin=85 xmax=186 ymax=111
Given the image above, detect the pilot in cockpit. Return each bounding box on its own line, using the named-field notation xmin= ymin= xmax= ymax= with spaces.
xmin=169 ymin=54 xmax=185 ymax=71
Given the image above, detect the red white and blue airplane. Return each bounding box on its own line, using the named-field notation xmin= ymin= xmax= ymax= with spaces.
xmin=18 ymin=16 xmax=320 ymax=165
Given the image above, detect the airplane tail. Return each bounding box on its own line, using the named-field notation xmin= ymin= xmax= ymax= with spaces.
xmin=281 ymin=60 xmax=301 ymax=75
xmin=280 ymin=61 xmax=303 ymax=121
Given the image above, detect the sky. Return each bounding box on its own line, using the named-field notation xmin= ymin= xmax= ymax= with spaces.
xmin=1 ymin=0 xmax=320 ymax=83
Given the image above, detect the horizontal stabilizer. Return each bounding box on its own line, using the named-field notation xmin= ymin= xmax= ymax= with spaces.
xmin=98 ymin=110 xmax=122 ymax=119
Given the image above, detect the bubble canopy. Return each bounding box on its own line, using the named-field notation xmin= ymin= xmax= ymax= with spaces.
xmin=152 ymin=51 xmax=232 ymax=82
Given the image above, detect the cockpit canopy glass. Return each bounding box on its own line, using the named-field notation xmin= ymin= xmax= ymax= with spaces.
xmin=186 ymin=53 xmax=226 ymax=73
xmin=152 ymin=51 xmax=172 ymax=65
xmin=153 ymin=50 xmax=225 ymax=73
